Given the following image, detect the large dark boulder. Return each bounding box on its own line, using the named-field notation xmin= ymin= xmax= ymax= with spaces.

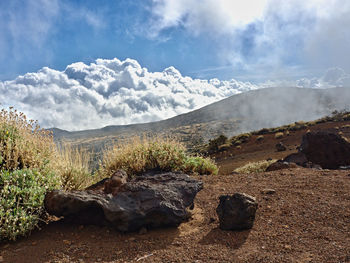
xmin=216 ymin=193 xmax=258 ymax=231
xmin=300 ymin=132 xmax=350 ymax=169
xmin=45 ymin=172 xmax=203 ymax=232
xmin=283 ymin=152 xmax=308 ymax=166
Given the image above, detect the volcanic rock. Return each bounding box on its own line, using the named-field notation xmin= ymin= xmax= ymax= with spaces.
xmin=266 ymin=160 xmax=299 ymax=171
xmin=299 ymin=131 xmax=350 ymax=169
xmin=45 ymin=172 xmax=203 ymax=232
xmin=283 ymin=152 xmax=308 ymax=166
xmin=275 ymin=142 xmax=286 ymax=152
xmin=216 ymin=193 xmax=258 ymax=230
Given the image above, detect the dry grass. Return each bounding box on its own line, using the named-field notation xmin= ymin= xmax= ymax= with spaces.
xmin=256 ymin=135 xmax=264 ymax=142
xmin=234 ymin=159 xmax=277 ymax=174
xmin=56 ymin=143 xmax=94 ymax=190
xmin=99 ymin=136 xmax=218 ymax=179
xmin=274 ymin=132 xmax=284 ymax=139
xmin=0 ymin=108 xmax=59 ymax=172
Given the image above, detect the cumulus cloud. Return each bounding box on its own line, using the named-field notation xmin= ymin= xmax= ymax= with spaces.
xmin=1 ymin=57 xmax=348 ymax=131
xmin=296 ymin=68 xmax=350 ymax=89
xmin=0 ymin=58 xmax=259 ymax=131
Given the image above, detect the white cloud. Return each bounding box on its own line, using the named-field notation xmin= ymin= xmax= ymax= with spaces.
xmin=148 ymin=0 xmax=268 ymax=37
xmin=0 ymin=57 xmax=348 ymax=131
xmin=296 ymin=68 xmax=350 ymax=89
xmin=147 ymin=0 xmax=350 ymax=78
xmin=0 ymin=58 xmax=259 ymax=131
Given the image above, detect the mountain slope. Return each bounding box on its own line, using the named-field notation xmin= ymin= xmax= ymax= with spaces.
xmin=50 ymin=87 xmax=350 ymax=151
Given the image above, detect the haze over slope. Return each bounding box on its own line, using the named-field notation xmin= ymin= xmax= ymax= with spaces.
xmin=51 ymin=87 xmax=350 ymax=151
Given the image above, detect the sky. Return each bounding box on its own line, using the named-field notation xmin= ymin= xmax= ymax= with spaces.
xmin=0 ymin=0 xmax=350 ymax=130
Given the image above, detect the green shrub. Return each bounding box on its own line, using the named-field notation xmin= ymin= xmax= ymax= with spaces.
xmin=232 ymin=140 xmax=242 ymax=146
xmin=207 ymin=135 xmax=227 ymax=153
xmin=231 ymin=133 xmax=251 ymax=146
xmin=218 ymin=143 xmax=230 ymax=152
xmin=275 ymin=132 xmax=284 ymax=139
xmin=256 ymin=135 xmax=264 ymax=142
xmin=0 ymin=108 xmax=63 ymax=241
xmin=0 ymin=169 xmax=60 ymax=241
xmin=182 ymin=156 xmax=218 ymax=175
xmin=100 ymin=137 xmax=218 ymax=178
xmin=234 ymin=159 xmax=277 ymax=174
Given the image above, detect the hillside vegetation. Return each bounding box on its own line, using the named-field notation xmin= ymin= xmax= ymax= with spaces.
xmin=50 ymin=87 xmax=350 ymax=155
xmin=0 ymin=108 xmax=217 ymax=241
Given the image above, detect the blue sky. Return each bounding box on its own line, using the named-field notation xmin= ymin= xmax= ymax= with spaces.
xmin=0 ymin=0 xmax=223 ymax=81
xmin=1 ymin=0 xmax=350 ymax=130
xmin=1 ymin=0 xmax=349 ymax=82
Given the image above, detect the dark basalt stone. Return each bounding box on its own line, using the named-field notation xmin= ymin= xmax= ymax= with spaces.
xmin=45 ymin=172 xmax=203 ymax=232
xmin=283 ymin=131 xmax=350 ymax=169
xmin=216 ymin=193 xmax=258 ymax=231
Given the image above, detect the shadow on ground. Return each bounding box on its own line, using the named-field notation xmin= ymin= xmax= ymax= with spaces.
xmin=1 ymin=220 xmax=180 ymax=263
xmin=199 ymin=227 xmax=251 ymax=249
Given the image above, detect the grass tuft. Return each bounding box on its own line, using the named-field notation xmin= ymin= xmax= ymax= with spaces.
xmin=56 ymin=143 xmax=95 ymax=191
xmin=234 ymin=159 xmax=277 ymax=174
xmin=99 ymin=137 xmax=218 ymax=179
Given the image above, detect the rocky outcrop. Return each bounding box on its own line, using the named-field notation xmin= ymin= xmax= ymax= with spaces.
xmin=283 ymin=132 xmax=350 ymax=169
xmin=216 ymin=193 xmax=258 ymax=231
xmin=45 ymin=172 xmax=203 ymax=232
xmin=299 ymin=132 xmax=350 ymax=169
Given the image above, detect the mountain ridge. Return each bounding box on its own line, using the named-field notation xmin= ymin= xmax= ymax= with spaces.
xmin=49 ymin=86 xmax=350 ymax=152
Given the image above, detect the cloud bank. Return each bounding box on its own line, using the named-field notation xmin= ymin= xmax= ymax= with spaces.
xmin=0 ymin=58 xmax=259 ymax=131
xmin=1 ymin=58 xmax=349 ymax=131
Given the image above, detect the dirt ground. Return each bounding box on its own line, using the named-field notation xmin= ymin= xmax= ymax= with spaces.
xmin=1 ymin=121 xmax=350 ymax=263
xmin=214 ymin=120 xmax=350 ymax=174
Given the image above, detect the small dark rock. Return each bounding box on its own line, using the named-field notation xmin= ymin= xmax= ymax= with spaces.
xmin=266 ymin=160 xmax=299 ymax=171
xmin=261 ymin=189 xmax=276 ymax=195
xmin=216 ymin=193 xmax=258 ymax=230
xmin=276 ymin=142 xmax=286 ymax=152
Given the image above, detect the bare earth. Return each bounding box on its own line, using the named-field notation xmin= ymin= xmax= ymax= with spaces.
xmin=1 ymin=121 xmax=350 ymax=263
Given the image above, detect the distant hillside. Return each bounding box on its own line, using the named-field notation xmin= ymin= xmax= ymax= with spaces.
xmin=50 ymin=87 xmax=350 ymax=152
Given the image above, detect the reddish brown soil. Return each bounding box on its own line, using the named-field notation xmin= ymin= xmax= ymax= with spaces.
xmin=214 ymin=120 xmax=350 ymax=174
xmin=1 ymin=120 xmax=350 ymax=263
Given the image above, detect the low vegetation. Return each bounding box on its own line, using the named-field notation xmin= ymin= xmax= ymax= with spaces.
xmin=1 ymin=108 xmax=218 ymax=241
xmin=207 ymin=135 xmax=228 ymax=154
xmin=100 ymin=137 xmax=218 ymax=179
xmin=0 ymin=108 xmax=61 ymax=241
xmin=256 ymin=135 xmax=264 ymax=142
xmin=234 ymin=159 xmax=277 ymax=174
xmin=274 ymin=132 xmax=284 ymax=139
xmin=204 ymin=110 xmax=350 ymax=155
xmin=57 ymin=143 xmax=94 ymax=191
